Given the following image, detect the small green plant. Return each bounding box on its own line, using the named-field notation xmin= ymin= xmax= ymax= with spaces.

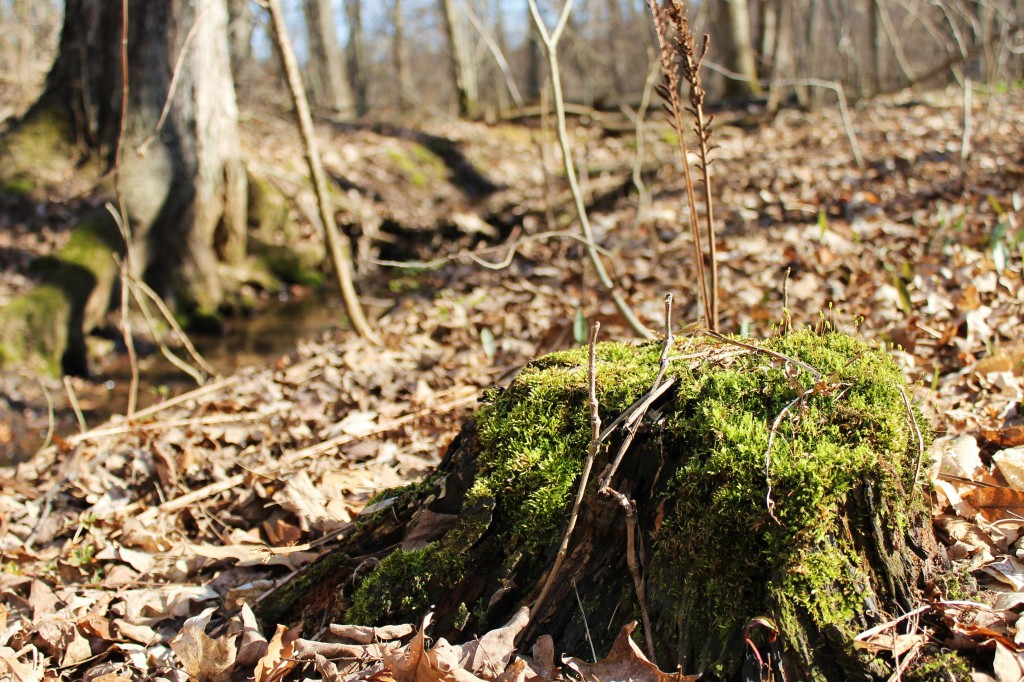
xmin=906 ymin=650 xmax=971 ymax=681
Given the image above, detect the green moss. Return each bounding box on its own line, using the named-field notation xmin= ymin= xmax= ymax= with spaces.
xmin=2 ymin=178 xmax=35 ymax=197
xmin=906 ymin=651 xmax=971 ymax=682
xmin=0 ymin=284 xmax=72 ymax=376
xmin=0 ymin=209 xmax=123 ymax=375
xmin=386 ymin=143 xmax=446 ymax=189
xmin=348 ymin=547 xmax=431 ymax=623
xmin=651 ymin=331 xmax=923 ymax=676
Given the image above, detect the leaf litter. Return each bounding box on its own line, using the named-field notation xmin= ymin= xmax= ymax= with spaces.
xmin=0 ymin=89 xmax=1023 ymax=679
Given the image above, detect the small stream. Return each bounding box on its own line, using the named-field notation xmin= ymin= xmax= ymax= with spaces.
xmin=0 ymin=293 xmax=353 ymax=465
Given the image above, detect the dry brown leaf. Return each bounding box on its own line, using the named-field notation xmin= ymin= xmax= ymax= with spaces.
xmin=329 ymin=623 xmax=416 ymax=644
xmin=235 ymin=603 xmax=269 ymax=667
xmin=456 ymin=607 xmax=530 ymax=679
xmin=27 ymin=581 xmax=59 ymax=624
xmin=982 ymin=425 xmax=1024 ymax=449
xmin=0 ymin=645 xmax=42 ymax=682
xmin=963 ymin=487 xmax=1024 ymax=510
xmin=169 ymin=606 xmax=237 ymax=682
xmin=993 ymin=642 xmax=1024 ymax=682
xmin=564 ymin=622 xmax=700 ymax=682
xmin=384 ymin=613 xmax=483 ymax=682
xmin=254 ymin=623 xmax=300 ymax=682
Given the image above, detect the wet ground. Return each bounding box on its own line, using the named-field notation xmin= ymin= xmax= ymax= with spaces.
xmin=0 ymin=290 xmax=353 ymax=465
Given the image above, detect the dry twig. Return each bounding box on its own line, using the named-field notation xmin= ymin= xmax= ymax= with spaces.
xmin=532 ymin=321 xmax=604 ymax=620
xmin=263 ymin=0 xmax=376 ymax=342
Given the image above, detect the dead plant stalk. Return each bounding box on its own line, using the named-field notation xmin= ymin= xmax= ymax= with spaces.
xmin=648 ymin=0 xmax=719 ymax=331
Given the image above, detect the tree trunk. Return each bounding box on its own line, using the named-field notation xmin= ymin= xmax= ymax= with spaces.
xmin=260 ymin=331 xmax=938 ymax=681
xmin=0 ymin=0 xmax=247 ymax=368
xmin=606 ymin=0 xmax=628 ymax=97
xmin=524 ymin=1 xmax=543 ymax=103
xmin=439 ymin=0 xmax=479 ymax=118
xmin=869 ymin=0 xmax=884 ymax=95
xmin=345 ymin=0 xmax=369 ymax=117
xmin=304 ymin=0 xmax=354 ymax=114
xmin=715 ymin=0 xmax=763 ymax=99
xmin=391 ymin=0 xmax=412 ymax=111
xmin=227 ymin=0 xmax=254 ymax=80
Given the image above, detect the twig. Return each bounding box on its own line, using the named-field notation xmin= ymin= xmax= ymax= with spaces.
xmin=62 ymin=376 xmax=87 ymax=433
xmin=686 ymin=35 xmax=720 ymax=331
xmin=280 ymin=391 xmax=479 ymax=466
xmin=107 ymin=205 xmax=139 ymax=419
xmin=135 ymin=473 xmax=246 ymax=524
xmin=960 ymin=77 xmax=971 ymax=180
xmin=897 ymin=384 xmax=925 ymax=501
xmin=34 ymin=380 xmax=55 ymax=457
xmin=704 ymin=329 xmax=823 ymax=380
xmin=451 ymin=0 xmax=523 ymax=109
xmin=599 ymin=295 xmax=677 ymax=488
xmin=772 ymin=79 xmax=864 ymax=169
xmin=127 ymin=277 xmax=206 ymax=385
xmin=629 ymin=52 xmax=662 ymax=236
xmin=369 ymin=229 xmax=616 ymax=271
xmin=263 ymin=0 xmax=377 ymax=342
xmin=572 ymin=581 xmax=597 ymax=662
xmin=526 ymin=0 xmax=652 ymax=340
xmin=764 ymin=394 xmax=803 ymax=520
xmin=532 ymin=322 xmax=603 ymax=620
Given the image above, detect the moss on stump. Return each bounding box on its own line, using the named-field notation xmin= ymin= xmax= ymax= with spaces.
xmin=262 ymin=330 xmax=937 ymax=681
xmin=0 ymin=209 xmax=123 ymax=375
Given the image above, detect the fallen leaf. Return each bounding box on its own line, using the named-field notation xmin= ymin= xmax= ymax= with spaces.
xmin=564 ymin=622 xmax=700 ymax=682
xmin=993 ymin=642 xmax=1024 ymax=682
xmin=994 ymin=448 xmax=1024 ymax=491
xmin=0 ymin=645 xmax=42 ymax=682
xmin=169 ymin=606 xmax=236 ymax=682
xmin=254 ymin=623 xmax=300 ymax=682
xmin=456 ymin=607 xmax=530 ymax=678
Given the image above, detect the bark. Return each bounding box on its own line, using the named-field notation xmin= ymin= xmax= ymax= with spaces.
xmin=605 ymin=0 xmax=628 ymax=96
xmin=391 ymin=0 xmax=412 ymax=110
xmin=227 ymin=0 xmax=254 ymax=79
xmin=0 ymin=0 xmax=248 ymax=369
xmin=304 ymin=0 xmax=353 ymax=114
xmin=345 ymin=0 xmax=369 ymax=117
xmin=869 ymin=0 xmax=884 ymax=95
xmin=715 ymin=0 xmax=763 ymax=99
xmin=261 ymin=333 xmax=939 ymax=681
xmin=439 ymin=0 xmax=479 ymax=118
xmin=524 ymin=2 xmax=543 ymax=103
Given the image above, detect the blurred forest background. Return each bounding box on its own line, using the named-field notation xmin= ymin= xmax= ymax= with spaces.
xmin=2 ymin=0 xmax=1022 ymax=126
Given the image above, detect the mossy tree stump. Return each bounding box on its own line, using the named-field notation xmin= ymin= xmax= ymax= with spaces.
xmin=261 ymin=330 xmax=938 ymax=681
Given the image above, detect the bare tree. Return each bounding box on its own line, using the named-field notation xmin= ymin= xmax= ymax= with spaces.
xmin=524 ymin=1 xmax=544 ymax=102
xmin=346 ymin=0 xmax=369 ymax=117
xmin=715 ymin=0 xmax=763 ymax=98
xmin=391 ymin=0 xmax=412 ymax=110
xmin=304 ymin=0 xmax=353 ymax=114
xmin=227 ymin=0 xmax=254 ymax=79
xmin=439 ymin=0 xmax=479 ymax=118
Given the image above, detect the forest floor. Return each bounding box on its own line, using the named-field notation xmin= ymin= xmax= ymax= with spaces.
xmin=1 ymin=88 xmax=1024 ymax=680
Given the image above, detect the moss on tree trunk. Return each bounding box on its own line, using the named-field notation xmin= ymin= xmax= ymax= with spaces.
xmin=0 ymin=209 xmax=123 ymax=375
xmin=260 ymin=330 xmax=938 ymax=681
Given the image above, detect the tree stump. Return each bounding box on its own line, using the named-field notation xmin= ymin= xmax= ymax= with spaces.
xmin=260 ymin=330 xmax=939 ymax=681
